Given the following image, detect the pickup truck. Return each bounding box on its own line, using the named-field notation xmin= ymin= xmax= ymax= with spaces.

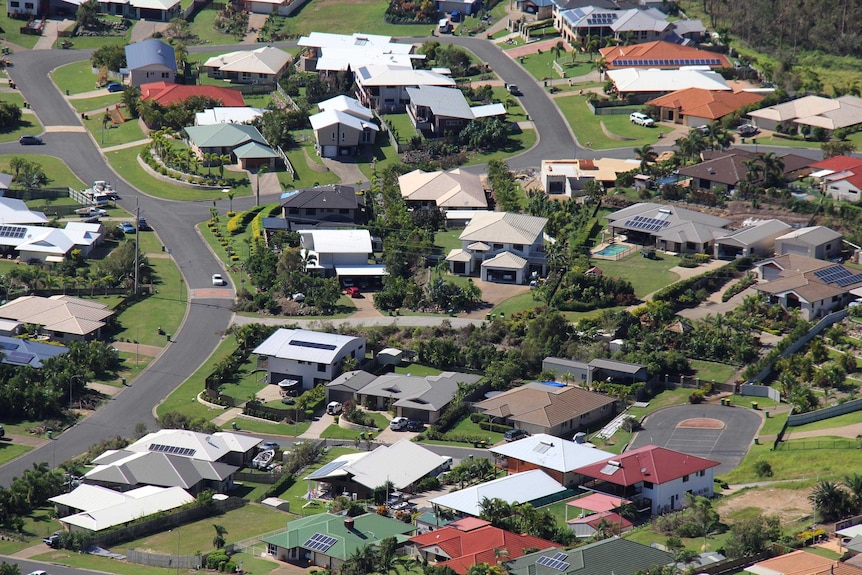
xmin=76 ymin=207 xmax=107 ymax=217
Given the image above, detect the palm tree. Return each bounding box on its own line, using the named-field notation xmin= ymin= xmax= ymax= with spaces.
xmin=633 ymin=144 xmax=657 ymax=173
xmin=844 ymin=474 xmax=862 ymax=513
xmin=592 ymin=56 xmax=609 ymax=79
xmin=551 ymin=41 xmax=564 ymax=62
xmin=809 ymin=480 xmax=849 ymax=522
xmin=212 ymin=524 xmax=228 ymax=549
xmin=218 ymin=153 xmax=232 ymax=178
xmin=227 ymin=190 xmax=235 ymax=214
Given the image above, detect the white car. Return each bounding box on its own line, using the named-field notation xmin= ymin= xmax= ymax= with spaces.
xmin=211 ymin=273 xmax=227 ymax=286
xmin=630 ymin=112 xmax=655 ymax=127
xmin=390 ymin=416 xmax=409 ymax=430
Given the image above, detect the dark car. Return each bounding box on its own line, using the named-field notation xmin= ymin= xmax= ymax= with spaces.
xmin=137 ymin=217 xmax=151 ymax=231
xmin=406 ymin=420 xmax=425 ymax=432
xmin=19 ymin=135 xmax=42 ymax=145
xmin=504 ymin=429 xmax=529 ymax=442
xmin=106 ymin=82 xmax=123 ymax=92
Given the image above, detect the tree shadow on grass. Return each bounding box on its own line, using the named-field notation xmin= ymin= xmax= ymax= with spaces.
xmin=0 ymin=117 xmax=39 ymax=135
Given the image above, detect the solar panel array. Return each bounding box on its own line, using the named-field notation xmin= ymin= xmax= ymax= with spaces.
xmin=0 ymin=225 xmax=27 ymax=239
xmin=0 ymin=341 xmax=18 ymax=351
xmin=148 ymin=443 xmax=197 ymax=457
xmin=614 ymin=58 xmax=723 ymax=67
xmin=585 ymin=12 xmax=617 ymax=25
xmin=624 ymin=215 xmax=672 ymax=233
xmin=5 ymin=351 xmax=34 ymax=365
xmin=537 ymin=553 xmax=570 ymax=571
xmin=813 ymin=265 xmax=862 ymax=287
xmin=289 ymin=340 xmax=338 ymax=351
xmin=304 ymin=533 xmax=338 ymax=553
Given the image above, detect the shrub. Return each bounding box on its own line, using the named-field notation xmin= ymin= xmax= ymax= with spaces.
xmin=470 ymin=413 xmax=490 ymax=423
xmin=754 ymin=460 xmax=773 ymax=478
xmin=689 ymin=390 xmax=705 ymax=404
xmin=416 ymin=476 xmax=440 ymax=492
xmin=479 ymin=421 xmax=513 ymax=433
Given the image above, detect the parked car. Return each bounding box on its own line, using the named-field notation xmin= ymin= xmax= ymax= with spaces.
xmin=137 ymin=217 xmax=151 ymax=231
xmin=345 ymin=286 xmax=360 ymax=298
xmin=326 ymin=401 xmax=342 ymax=415
xmin=76 ymin=207 xmax=107 ymax=217
xmin=504 ymin=429 xmax=529 ymax=442
xmin=118 ymin=222 xmax=136 ymax=234
xmin=406 ymin=420 xmax=425 ymax=432
xmin=19 ymin=135 xmax=43 ymax=145
xmin=390 ymin=416 xmax=409 ymax=430
xmin=693 ymin=125 xmax=710 ymax=134
xmin=629 ymin=112 xmax=655 ymax=127
xmin=737 ymin=123 xmax=759 ymax=136
xmin=106 ymin=82 xmax=123 ymax=93
xmin=260 ymin=441 xmax=280 ymax=451
xmin=211 ymin=273 xmax=227 ymax=286
xmin=41 ymin=532 xmax=60 ymax=549
xmin=505 ymin=83 xmax=521 ymax=96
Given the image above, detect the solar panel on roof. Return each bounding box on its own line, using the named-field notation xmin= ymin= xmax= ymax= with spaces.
xmin=0 ymin=225 xmax=26 ymax=239
xmin=552 ymin=552 xmax=568 ymax=561
xmin=537 ymin=556 xmax=570 ymax=571
xmin=0 ymin=341 xmax=17 ymax=351
xmin=288 ymin=340 xmax=338 ymax=351
xmin=303 ymin=533 xmax=337 ymax=553
xmin=5 ymin=351 xmax=33 ymax=365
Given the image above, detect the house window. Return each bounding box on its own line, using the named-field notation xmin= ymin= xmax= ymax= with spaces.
xmin=826 ymin=244 xmax=832 ymax=250
xmin=340 ymin=209 xmax=349 ymax=214
xmin=341 ymin=132 xmax=346 ymax=141
xmin=493 ymin=243 xmax=503 ymax=250
xmin=581 ymin=374 xmax=586 ymax=380
xmin=643 ymin=481 xmax=653 ymax=488
xmin=331 ymin=133 xmax=336 ymax=142
xmin=10 ymin=2 xmax=19 ymax=6
xmin=513 ymin=244 xmax=523 ymax=251
xmin=317 ymin=363 xmax=325 ymax=372
xmin=698 ymin=470 xmax=706 ymax=477
xmin=307 ymin=208 xmax=316 ymax=216
xmin=259 ymin=73 xmax=267 ymax=79
xmin=682 ymin=474 xmax=690 ymax=482
xmin=267 ymin=543 xmax=277 ymax=556
xmin=242 ymin=72 xmax=252 ymax=80
xmin=24 ymin=2 xmax=32 ymax=7
xmin=289 ymin=208 xmax=299 ymax=215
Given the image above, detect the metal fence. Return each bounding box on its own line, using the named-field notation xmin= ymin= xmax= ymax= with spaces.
xmin=125 ymin=549 xmax=205 ymax=570
xmin=787 ymin=397 xmax=862 ymax=426
xmin=738 ymin=384 xmax=781 ymax=402
xmin=774 ymin=437 xmax=858 ymax=450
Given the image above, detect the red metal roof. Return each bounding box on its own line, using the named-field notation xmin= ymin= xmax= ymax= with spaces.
xmin=567 ymin=511 xmax=633 ymax=530
xmin=410 ymin=524 xmax=557 ymax=574
xmin=566 ymin=492 xmax=629 ymax=513
xmin=140 ymin=82 xmax=246 ymax=107
xmin=810 ymin=155 xmax=862 ymax=172
xmin=573 ymin=444 xmax=719 ymax=487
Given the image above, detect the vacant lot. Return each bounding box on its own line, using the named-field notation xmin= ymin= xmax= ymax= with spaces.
xmin=717 ymin=486 xmax=812 ymax=525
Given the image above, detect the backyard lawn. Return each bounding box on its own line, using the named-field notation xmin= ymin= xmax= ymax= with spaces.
xmin=688 ymin=359 xmax=737 ymax=384
xmin=0 ymin=154 xmax=85 ymax=190
xmin=555 ymin=94 xmax=664 ymax=150
xmin=266 ymin=0 xmax=444 ymax=38
xmin=394 ymin=363 xmax=443 ymax=376
xmin=590 ymin=252 xmax=681 ymax=298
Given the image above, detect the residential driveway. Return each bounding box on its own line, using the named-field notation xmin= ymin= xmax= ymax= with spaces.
xmin=630 ymin=404 xmax=762 ymax=476
xmin=466 ymin=278 xmax=532 ymax=318
xmin=349 ymin=292 xmax=383 ymax=319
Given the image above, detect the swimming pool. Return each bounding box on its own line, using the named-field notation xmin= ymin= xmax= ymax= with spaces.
xmin=593 ymin=244 xmax=629 ymax=257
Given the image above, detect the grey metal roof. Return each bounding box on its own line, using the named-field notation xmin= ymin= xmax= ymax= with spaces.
xmin=504 ymin=538 xmax=674 ymax=575
xmin=588 ymin=358 xmax=645 ymax=374
xmin=715 ymin=219 xmax=791 ymax=247
xmin=281 ymin=185 xmax=364 ymax=210
xmin=357 ymin=371 xmax=481 ymax=411
xmin=406 ymin=86 xmax=474 ymax=120
xmin=125 ymin=39 xmax=177 ymax=72
xmin=327 ymin=370 xmax=377 ymax=392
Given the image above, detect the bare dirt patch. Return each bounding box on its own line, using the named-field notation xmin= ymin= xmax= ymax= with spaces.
xmin=717 ymin=487 xmax=811 ymax=524
xmin=678 ymin=418 xmax=725 ymax=429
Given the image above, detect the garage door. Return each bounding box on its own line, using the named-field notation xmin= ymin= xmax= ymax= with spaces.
xmin=322 ymin=146 xmax=337 ymax=158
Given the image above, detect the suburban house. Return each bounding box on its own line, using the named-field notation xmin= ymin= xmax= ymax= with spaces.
xmin=123 ymin=429 xmax=263 ymax=467
xmin=489 ymin=433 xmax=614 ymax=487
xmin=503 ymin=538 xmax=674 ymax=575
xmin=606 ymin=68 xmax=730 ymax=101
xmin=303 ymin=440 xmax=450 ymax=499
xmin=309 ymin=96 xmax=379 ymax=158
xmin=713 ymin=219 xmax=792 ymax=260
xmin=746 ymin=550 xmax=856 ymax=575
xmin=604 ymin=202 xmax=731 ymax=255
xmin=278 ymin=185 xmax=367 ymax=230
xmin=122 ymin=39 xmax=177 ymax=87
xmin=0 ymin=197 xmax=48 ymax=225
xmin=405 ymin=85 xmax=476 ymax=135
xmin=262 ymin=513 xmax=415 ymax=570
xmin=202 ymin=46 xmax=292 ymax=85
xmin=324 ymin=370 xmax=379 ymax=404
xmin=195 ymin=107 xmax=265 ymax=126
xmin=354 ymin=65 xmax=456 ymax=113
xmin=677 ymin=149 xmax=811 ymax=192
xmin=429 ymin=469 xmax=568 ymax=516
xmin=183 ymin=124 xmax=279 ymax=170
xmin=445 ymin=211 xmax=548 ymax=284
xmin=299 ymin=229 xmax=386 ymax=281
xmin=556 ymin=6 xmax=673 ymax=46
xmin=473 ymin=381 xmax=619 ymax=437
xmin=541 ymin=158 xmax=641 ymax=197
xmin=565 ymin=492 xmax=634 ymax=537
xmin=253 ymin=328 xmax=366 ymax=390
xmin=600 ymin=41 xmax=731 ymax=70
xmin=647 ymin=88 xmax=765 ymax=127
xmin=810 ymin=156 xmax=862 ymax=202
xmin=748 ymin=95 xmax=862 ymax=134
xmin=753 ymin=254 xmax=861 ymax=320
xmin=573 ymin=445 xmax=721 ymax=515
xmin=0 ymin=220 xmax=103 ymax=263
xmin=398 ymin=168 xmax=488 ymax=211
xmin=50 ymin=484 xmax=195 ymax=533
xmin=296 ymin=32 xmax=421 ymax=75
xmin=408 ymin=517 xmax=557 ymax=574
xmin=0 ymin=295 xmax=113 ymax=341
xmin=516 ymin=0 xmax=554 ymax=18
xmin=774 ymin=226 xmax=843 ymax=260
xmin=337 ymin=371 xmax=482 ymax=423
xmin=0 ymin=335 xmax=67 ymax=368
xmin=542 ymin=357 xmax=649 ymax=386
xmin=140 ymin=82 xmax=246 ymax=108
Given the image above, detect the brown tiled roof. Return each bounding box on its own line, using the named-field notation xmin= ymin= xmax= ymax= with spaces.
xmin=646 ymin=88 xmax=763 ymax=120
xmin=474 ymin=382 xmax=616 ymax=428
xmin=600 ymin=41 xmax=731 ymax=69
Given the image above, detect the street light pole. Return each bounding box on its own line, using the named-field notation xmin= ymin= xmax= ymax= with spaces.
xmin=69 ymin=374 xmax=85 ymax=411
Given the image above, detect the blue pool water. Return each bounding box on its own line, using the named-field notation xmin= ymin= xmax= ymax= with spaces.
xmin=593 ymin=244 xmax=628 ymax=257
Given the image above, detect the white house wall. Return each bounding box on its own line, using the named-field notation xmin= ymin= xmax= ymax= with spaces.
xmin=642 ymin=469 xmax=714 ymax=515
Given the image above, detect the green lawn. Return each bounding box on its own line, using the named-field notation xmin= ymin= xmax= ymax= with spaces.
xmin=70 ymin=93 xmax=124 ymax=114
xmin=382 ymin=113 xmax=419 ymax=147
xmin=0 ymin=154 xmax=85 ymax=190
xmin=0 ymin=112 xmax=44 ymax=143
xmin=0 ymin=442 xmax=32 ymax=466
xmin=0 ymin=92 xmax=24 ymax=109
xmin=51 ymin=61 xmax=99 ymax=95
xmin=223 ymin=417 xmax=310 ymax=437
xmin=785 ymin=409 xmax=862 ymax=434
xmin=85 ymin=112 xmax=147 ymax=148
xmin=186 ymin=6 xmax=240 ymax=46
xmin=433 ymin=414 xmax=507 ymax=445
xmin=320 ymin=424 xmax=377 ymax=440
xmin=357 ymin=137 xmax=401 ymax=180
xmin=394 ymin=363 xmax=443 ymax=376
xmin=758 ymin=409 xmax=788 ymax=437
xmin=753 ymin=135 xmax=820 ymax=149
xmin=113 ymin=351 xmax=153 ymax=386
xmin=556 ymin=94 xmax=664 ymax=150
xmin=590 ymin=252 xmax=682 ymax=298
xmin=0 ymin=14 xmax=40 ymax=48
xmin=283 ymin=130 xmax=341 ymax=187
xmin=0 ymin=506 xmax=63 ymax=555
xmin=625 ymin=523 xmax=732 ymax=554
xmin=517 ymin=50 xmax=593 ymax=83
xmin=689 ymin=360 xmax=737 ymax=384
xmin=491 ymin=291 xmax=546 ymax=317
xmin=106 ymin=144 xmax=253 ymax=201
xmin=467 ymin=128 xmax=537 ymax=165
xmin=59 ymin=31 xmax=130 ymax=50
xmin=35 ymin=549 xmax=274 ymax=575
xmin=718 ymin=437 xmax=862 ymax=484
xmin=434 ymin=229 xmax=464 ymax=254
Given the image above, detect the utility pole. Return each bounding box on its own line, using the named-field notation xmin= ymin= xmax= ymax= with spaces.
xmin=134 ymin=201 xmax=140 ymax=296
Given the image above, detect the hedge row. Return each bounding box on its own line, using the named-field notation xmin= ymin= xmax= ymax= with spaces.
xmin=228 ymin=206 xmax=265 ymax=236
xmin=479 ymin=421 xmax=513 ymax=433
xmin=652 ymin=257 xmax=752 ymax=310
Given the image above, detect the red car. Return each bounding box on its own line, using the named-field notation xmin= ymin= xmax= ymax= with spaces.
xmin=345 ymin=287 xmax=360 ymax=298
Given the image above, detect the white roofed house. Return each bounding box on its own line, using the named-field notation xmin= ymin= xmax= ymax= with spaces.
xmin=195 ymin=107 xmax=265 ymax=126
xmin=488 ymin=433 xmax=614 ymax=487
xmin=202 ymin=46 xmax=292 ymax=86
xmin=299 ymin=229 xmax=386 ymax=282
xmin=296 ymin=32 xmax=421 ymax=75
xmin=605 ymin=68 xmax=730 ymax=102
xmin=309 ymin=96 xmax=379 ymax=159
xmin=445 ymin=212 xmax=548 ymax=284
xmin=354 ymin=64 xmax=456 ymax=113
xmin=253 ymin=328 xmax=366 ymax=390
xmin=0 ymin=295 xmax=113 ymax=342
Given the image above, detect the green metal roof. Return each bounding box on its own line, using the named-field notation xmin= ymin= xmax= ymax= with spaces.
xmin=184 ymin=123 xmax=268 ymax=148
xmin=262 ymin=513 xmax=415 ymax=560
xmin=233 ymin=141 xmax=279 ymax=159
xmin=505 ymin=538 xmax=674 ymax=575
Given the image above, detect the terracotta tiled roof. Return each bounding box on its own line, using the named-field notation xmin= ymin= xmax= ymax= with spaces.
xmin=600 ymin=41 xmax=731 ymax=69
xmin=411 ymin=524 xmax=556 ymax=575
xmin=646 ymin=88 xmax=764 ymax=120
xmin=140 ymin=82 xmax=246 ymax=107
xmin=574 ymin=445 xmax=719 ymax=486
xmin=810 ymin=155 xmax=862 ymax=172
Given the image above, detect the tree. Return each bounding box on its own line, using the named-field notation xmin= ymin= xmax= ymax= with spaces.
xmin=75 ymin=0 xmax=100 ymax=29
xmin=551 ymin=41 xmax=564 ymax=61
xmin=633 ymin=144 xmax=657 ymax=173
xmin=0 ymin=562 xmax=20 ymax=575
xmin=0 ymin=102 xmax=21 ymax=129
xmin=822 ymin=140 xmax=856 ymax=158
xmin=723 ymin=514 xmax=781 ymax=558
xmin=91 ymin=44 xmax=126 ymax=72
xmin=844 ymin=474 xmax=862 ymax=513
xmin=212 ymin=524 xmax=228 ymax=549
xmin=809 ymin=480 xmax=850 ymax=522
